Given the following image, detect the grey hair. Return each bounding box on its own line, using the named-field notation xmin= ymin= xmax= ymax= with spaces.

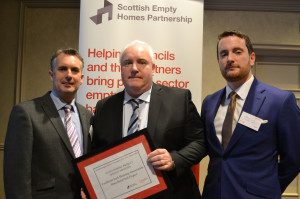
xmin=119 ymin=40 xmax=154 ymax=64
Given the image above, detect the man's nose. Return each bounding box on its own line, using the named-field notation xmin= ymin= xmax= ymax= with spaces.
xmin=227 ymin=52 xmax=235 ymax=61
xmin=65 ymin=69 xmax=73 ymax=79
xmin=66 ymin=69 xmax=73 ymax=76
xmin=132 ymin=62 xmax=139 ymax=71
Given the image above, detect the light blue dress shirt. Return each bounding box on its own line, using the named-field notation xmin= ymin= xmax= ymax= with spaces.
xmin=50 ymin=91 xmax=84 ymax=153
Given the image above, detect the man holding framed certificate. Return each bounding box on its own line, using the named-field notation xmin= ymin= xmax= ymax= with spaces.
xmin=91 ymin=40 xmax=206 ymax=198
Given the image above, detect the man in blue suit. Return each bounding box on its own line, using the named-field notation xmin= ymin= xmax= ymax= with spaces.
xmin=201 ymin=30 xmax=300 ymax=199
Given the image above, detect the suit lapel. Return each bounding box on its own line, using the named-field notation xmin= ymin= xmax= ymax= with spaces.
xmin=240 ymin=79 xmax=266 ymax=116
xmin=147 ymin=84 xmax=163 ymax=140
xmin=207 ymin=89 xmax=225 ymax=153
xmin=41 ymin=92 xmax=75 ymax=158
xmin=112 ymin=92 xmax=124 ymax=138
xmin=225 ymin=79 xmax=266 ymax=152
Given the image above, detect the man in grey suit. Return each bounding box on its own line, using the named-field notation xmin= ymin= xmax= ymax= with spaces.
xmin=4 ymin=48 xmax=93 ymax=199
xmin=92 ymin=40 xmax=206 ymax=198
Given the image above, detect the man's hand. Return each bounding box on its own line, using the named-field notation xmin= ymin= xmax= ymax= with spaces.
xmin=147 ymin=148 xmax=175 ymax=171
xmin=81 ymin=188 xmax=87 ymax=199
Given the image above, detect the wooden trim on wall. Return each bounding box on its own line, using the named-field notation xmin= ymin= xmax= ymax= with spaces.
xmin=15 ymin=0 xmax=80 ymax=104
xmin=282 ymin=193 xmax=299 ymax=197
xmin=254 ymin=44 xmax=300 ymax=65
xmin=204 ymin=0 xmax=300 ymax=12
xmin=22 ymin=0 xmax=79 ymax=8
xmin=253 ymin=44 xmax=300 ymax=91
xmin=15 ymin=2 xmax=25 ymax=104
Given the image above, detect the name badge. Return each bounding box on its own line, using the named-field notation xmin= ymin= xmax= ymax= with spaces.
xmin=238 ymin=111 xmax=267 ymax=131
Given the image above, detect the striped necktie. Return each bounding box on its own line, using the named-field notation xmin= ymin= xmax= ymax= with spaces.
xmin=64 ymin=105 xmax=81 ymax=158
xmin=127 ymin=99 xmax=141 ymax=135
xmin=222 ymin=91 xmax=238 ymax=149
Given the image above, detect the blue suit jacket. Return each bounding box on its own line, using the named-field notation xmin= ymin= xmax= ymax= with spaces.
xmin=201 ymin=78 xmax=300 ymax=199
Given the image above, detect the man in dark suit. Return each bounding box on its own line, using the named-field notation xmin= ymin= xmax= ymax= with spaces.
xmin=4 ymin=48 xmax=93 ymax=199
xmin=201 ymin=30 xmax=300 ymax=199
xmin=92 ymin=40 xmax=206 ymax=198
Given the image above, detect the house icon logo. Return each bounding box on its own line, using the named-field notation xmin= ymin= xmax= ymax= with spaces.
xmin=90 ymin=0 xmax=113 ymax=25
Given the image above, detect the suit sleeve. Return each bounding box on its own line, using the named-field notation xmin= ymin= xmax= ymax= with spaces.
xmin=4 ymin=105 xmax=33 ymax=198
xmin=171 ymin=90 xmax=207 ymax=176
xmin=277 ymin=92 xmax=300 ymax=192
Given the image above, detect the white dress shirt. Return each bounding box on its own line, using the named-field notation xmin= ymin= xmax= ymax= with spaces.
xmin=50 ymin=90 xmax=84 ymax=152
xmin=122 ymin=87 xmax=152 ymax=137
xmin=214 ymin=75 xmax=254 ymax=143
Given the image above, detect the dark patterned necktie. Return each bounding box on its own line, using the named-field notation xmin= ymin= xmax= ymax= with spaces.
xmin=127 ymin=99 xmax=141 ymax=135
xmin=64 ymin=105 xmax=81 ymax=157
xmin=222 ymin=91 xmax=237 ymax=149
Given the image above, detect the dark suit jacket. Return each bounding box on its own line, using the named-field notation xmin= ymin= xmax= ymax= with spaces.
xmin=4 ymin=92 xmax=93 ymax=199
xmin=201 ymin=78 xmax=300 ymax=199
xmin=92 ymin=83 xmax=206 ymax=199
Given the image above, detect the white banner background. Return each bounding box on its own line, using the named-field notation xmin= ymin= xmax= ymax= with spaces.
xmin=78 ymin=0 xmax=203 ymax=112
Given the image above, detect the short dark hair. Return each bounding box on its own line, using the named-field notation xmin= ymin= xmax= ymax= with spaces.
xmin=50 ymin=48 xmax=84 ymax=70
xmin=217 ymin=30 xmax=254 ymax=57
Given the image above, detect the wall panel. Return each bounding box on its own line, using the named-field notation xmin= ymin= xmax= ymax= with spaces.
xmin=0 ymin=1 xmax=80 ymax=198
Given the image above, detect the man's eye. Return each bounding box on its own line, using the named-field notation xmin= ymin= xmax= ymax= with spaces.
xmin=138 ymin=60 xmax=148 ymax=65
xmin=71 ymin=68 xmax=80 ymax=73
xmin=122 ymin=61 xmax=132 ymax=66
xmin=58 ymin=67 xmax=67 ymax=71
xmin=220 ymin=52 xmax=227 ymax=57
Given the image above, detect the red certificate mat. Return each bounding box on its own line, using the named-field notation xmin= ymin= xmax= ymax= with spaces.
xmin=75 ymin=129 xmax=168 ymax=199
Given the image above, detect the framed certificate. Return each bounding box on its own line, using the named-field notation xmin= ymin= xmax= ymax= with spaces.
xmin=75 ymin=129 xmax=168 ymax=199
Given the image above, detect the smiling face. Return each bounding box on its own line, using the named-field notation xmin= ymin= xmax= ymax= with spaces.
xmin=49 ymin=53 xmax=83 ymax=103
xmin=217 ymin=35 xmax=256 ymax=89
xmin=120 ymin=44 xmax=155 ymax=98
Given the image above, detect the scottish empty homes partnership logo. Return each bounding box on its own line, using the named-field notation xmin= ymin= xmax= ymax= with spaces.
xmin=90 ymin=0 xmax=193 ymax=25
xmin=90 ymin=0 xmax=113 ymax=25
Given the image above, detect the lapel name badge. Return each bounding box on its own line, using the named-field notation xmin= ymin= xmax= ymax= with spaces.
xmin=238 ymin=111 xmax=267 ymax=131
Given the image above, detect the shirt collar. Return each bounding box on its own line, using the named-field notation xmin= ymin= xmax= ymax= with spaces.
xmin=123 ymin=86 xmax=152 ymax=105
xmin=50 ymin=90 xmax=76 ymax=111
xmin=225 ymin=75 xmax=254 ymax=100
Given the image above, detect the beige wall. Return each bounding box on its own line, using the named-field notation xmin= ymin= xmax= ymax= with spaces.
xmin=202 ymin=11 xmax=300 ymax=98
xmin=0 ymin=1 xmax=21 ymax=198
xmin=0 ymin=1 xmax=80 ymax=198
xmin=1 ymin=1 xmax=300 ymax=198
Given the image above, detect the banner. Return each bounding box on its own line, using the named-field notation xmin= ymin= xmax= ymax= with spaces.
xmin=78 ymin=0 xmax=204 ymax=112
xmin=78 ymin=0 xmax=203 ymax=186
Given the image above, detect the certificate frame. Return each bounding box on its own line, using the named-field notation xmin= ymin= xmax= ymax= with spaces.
xmin=75 ymin=129 xmax=168 ymax=199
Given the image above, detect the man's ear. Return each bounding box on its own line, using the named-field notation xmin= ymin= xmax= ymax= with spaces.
xmin=250 ymin=52 xmax=256 ymax=66
xmin=152 ymin=63 xmax=155 ymax=75
xmin=80 ymin=74 xmax=84 ymax=85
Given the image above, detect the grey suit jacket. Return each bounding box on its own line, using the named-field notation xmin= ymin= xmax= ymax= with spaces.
xmin=4 ymin=92 xmax=93 ymax=199
xmin=92 ymin=83 xmax=206 ymax=199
